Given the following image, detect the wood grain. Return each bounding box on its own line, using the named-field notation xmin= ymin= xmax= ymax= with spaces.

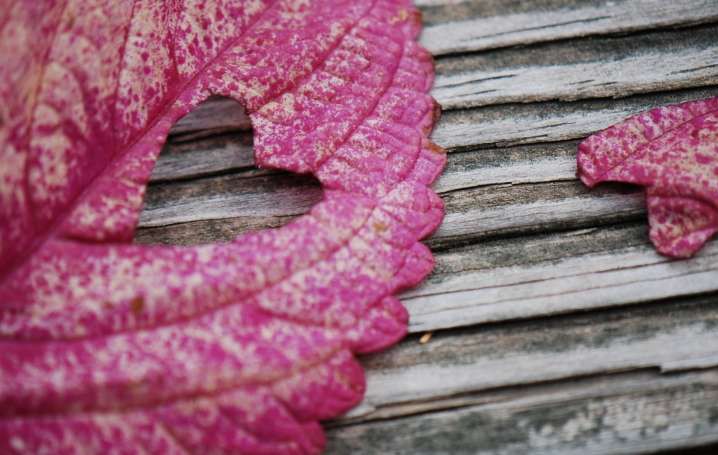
xmin=433 ymin=25 xmax=718 ymax=109
xmin=407 ymin=229 xmax=718 ymax=332
xmin=419 ymin=0 xmax=718 ymax=55
xmin=171 ymin=96 xmax=251 ymax=139
xmin=151 ymin=132 xmax=254 ymax=182
xmin=139 ymin=171 xmax=321 ymax=227
xmin=347 ymin=293 xmax=718 ymax=419
xmin=433 ymin=180 xmax=645 ymax=246
xmin=434 ymin=86 xmax=718 ymax=150
xmin=328 ymin=368 xmax=718 ymax=454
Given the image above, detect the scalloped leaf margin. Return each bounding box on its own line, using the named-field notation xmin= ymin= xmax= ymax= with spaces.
xmin=0 ymin=1 xmax=445 ymax=453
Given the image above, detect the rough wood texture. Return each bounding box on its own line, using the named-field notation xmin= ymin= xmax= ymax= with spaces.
xmin=406 ymin=226 xmax=718 ymax=332
xmin=419 ymin=0 xmax=718 ymax=55
xmin=138 ymin=2 xmax=718 ymax=453
xmin=350 ymin=294 xmax=718 ymax=417
xmin=326 ymin=295 xmax=718 ymax=453
xmin=433 ymin=25 xmax=718 ymax=108
xmin=433 ymin=86 xmax=718 ymax=149
xmin=328 ymin=368 xmax=718 ymax=454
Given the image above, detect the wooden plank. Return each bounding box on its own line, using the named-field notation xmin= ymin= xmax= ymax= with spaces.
xmin=434 ymin=141 xmax=578 ymax=192
xmin=433 ymin=180 xmax=645 ymax=246
xmin=151 ymin=132 xmax=254 ymax=182
xmin=333 ymin=365 xmax=717 ymax=425
xmin=418 ymin=0 xmax=718 ymax=55
xmin=433 ymin=25 xmax=718 ymax=109
xmin=346 ymin=294 xmax=718 ymax=418
xmin=134 ymin=215 xmax=292 ymax=246
xmin=406 ymin=229 xmax=718 ymax=332
xmin=429 ymin=223 xmax=651 ymax=275
xmin=434 ymin=86 xmax=718 ymax=149
xmin=171 ymin=96 xmax=251 ymax=138
xmin=327 ymin=368 xmax=718 ymax=454
xmin=139 ymin=172 xmax=321 ymax=228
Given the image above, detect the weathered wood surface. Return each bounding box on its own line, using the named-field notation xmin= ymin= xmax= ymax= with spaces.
xmin=137 ymin=1 xmax=718 ymax=453
xmin=433 ymin=25 xmax=718 ymax=109
xmin=418 ymin=0 xmax=718 ymax=55
xmin=328 ymin=368 xmax=718 ymax=454
xmin=348 ymin=293 xmax=718 ymax=418
xmin=405 ymin=226 xmax=718 ymax=332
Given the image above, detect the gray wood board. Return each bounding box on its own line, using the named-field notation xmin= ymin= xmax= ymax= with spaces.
xmin=432 ymin=25 xmax=718 ymax=109
xmin=327 ymin=367 xmax=718 ymax=454
xmin=418 ymin=0 xmax=718 ymax=55
xmin=342 ymin=293 xmax=718 ymax=420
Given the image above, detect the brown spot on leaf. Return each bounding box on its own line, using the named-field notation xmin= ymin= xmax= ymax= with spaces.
xmin=130 ymin=297 xmax=144 ymax=315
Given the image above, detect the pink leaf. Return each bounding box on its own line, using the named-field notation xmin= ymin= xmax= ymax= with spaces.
xmin=0 ymin=1 xmax=445 ymax=453
xmin=577 ymin=97 xmax=718 ymax=258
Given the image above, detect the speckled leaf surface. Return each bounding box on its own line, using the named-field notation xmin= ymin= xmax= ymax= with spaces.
xmin=0 ymin=1 xmax=444 ymax=453
xmin=578 ymin=97 xmax=718 ymax=258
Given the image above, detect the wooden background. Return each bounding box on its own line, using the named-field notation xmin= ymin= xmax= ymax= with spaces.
xmin=136 ymin=1 xmax=718 ymax=453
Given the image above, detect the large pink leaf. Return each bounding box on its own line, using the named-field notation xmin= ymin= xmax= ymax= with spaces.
xmin=0 ymin=1 xmax=445 ymax=453
xmin=577 ymin=97 xmax=718 ymax=258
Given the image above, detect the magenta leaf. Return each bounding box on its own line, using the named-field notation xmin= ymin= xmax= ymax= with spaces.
xmin=577 ymin=97 xmax=718 ymax=258
xmin=0 ymin=1 xmax=445 ymax=453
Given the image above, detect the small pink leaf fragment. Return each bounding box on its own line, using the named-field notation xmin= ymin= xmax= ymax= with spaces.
xmin=577 ymin=97 xmax=718 ymax=258
xmin=0 ymin=1 xmax=445 ymax=453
